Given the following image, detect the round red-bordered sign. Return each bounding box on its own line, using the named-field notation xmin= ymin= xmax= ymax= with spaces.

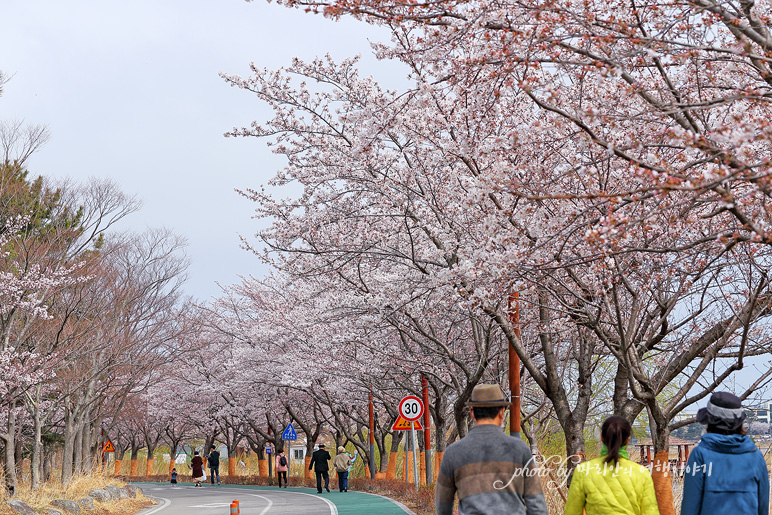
xmin=399 ymin=396 xmax=424 ymax=422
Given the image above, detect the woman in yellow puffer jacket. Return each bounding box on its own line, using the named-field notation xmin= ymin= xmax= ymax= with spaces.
xmin=564 ymin=416 xmax=659 ymax=515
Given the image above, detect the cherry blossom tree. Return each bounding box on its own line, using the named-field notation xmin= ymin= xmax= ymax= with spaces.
xmin=222 ymin=22 xmax=772 ymax=510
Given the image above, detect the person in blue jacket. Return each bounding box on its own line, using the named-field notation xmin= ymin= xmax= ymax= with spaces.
xmin=681 ymin=392 xmax=769 ymax=515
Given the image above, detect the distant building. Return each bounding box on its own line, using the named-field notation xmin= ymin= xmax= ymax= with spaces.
xmin=285 ymin=437 xmax=307 ymax=461
xmin=673 ymin=410 xmax=698 ymax=424
xmin=744 ymin=401 xmax=772 ymax=424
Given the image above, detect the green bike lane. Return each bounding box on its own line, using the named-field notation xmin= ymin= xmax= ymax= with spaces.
xmin=132 ymin=482 xmax=416 ymax=515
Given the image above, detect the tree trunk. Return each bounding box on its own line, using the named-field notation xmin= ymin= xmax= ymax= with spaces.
xmin=564 ymin=417 xmax=587 ymax=473
xmin=204 ymin=433 xmax=216 ymax=457
xmin=168 ymin=438 xmax=181 ymax=476
xmin=42 ymin=443 xmax=53 ymax=482
xmin=81 ymin=420 xmax=93 ymax=474
xmin=31 ymin=391 xmax=42 ymax=490
xmin=61 ymin=409 xmax=77 ymax=486
xmin=73 ymin=420 xmax=84 ymax=475
xmin=304 ymin=439 xmax=314 ymax=479
xmin=14 ymin=431 xmax=23 ymax=480
xmin=376 ymin=431 xmax=387 ymax=473
xmin=522 ymin=420 xmax=540 ymax=456
xmin=386 ymin=433 xmax=401 ymax=479
xmin=650 ymin=413 xmax=676 ymax=515
xmin=147 ymin=444 xmax=157 ymax=476
xmin=256 ymin=440 xmax=267 ymax=478
xmin=452 ymin=403 xmax=468 ymax=440
xmin=3 ymin=404 xmax=18 ymax=496
xmin=130 ymin=441 xmax=141 ymax=477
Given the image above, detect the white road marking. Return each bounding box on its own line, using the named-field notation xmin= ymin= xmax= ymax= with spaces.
xmin=145 ymin=488 xmax=337 ymax=515
xmin=188 ymin=503 xmax=233 ymax=508
xmin=138 ymin=497 xmax=170 ymax=515
xmin=279 ymin=491 xmax=338 ymax=515
xmin=250 ymin=494 xmax=274 ymax=515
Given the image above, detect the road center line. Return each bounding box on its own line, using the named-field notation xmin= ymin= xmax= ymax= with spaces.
xmin=250 ymin=494 xmax=275 ymax=515
xmin=278 ymin=491 xmax=338 ymax=515
xmin=248 ymin=491 xmax=337 ymax=515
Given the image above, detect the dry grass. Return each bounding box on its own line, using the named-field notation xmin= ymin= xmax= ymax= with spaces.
xmin=0 ymin=470 xmax=155 ymax=515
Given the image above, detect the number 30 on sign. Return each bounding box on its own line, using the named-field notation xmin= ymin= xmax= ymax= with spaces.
xmin=399 ymin=396 xmax=424 ymax=422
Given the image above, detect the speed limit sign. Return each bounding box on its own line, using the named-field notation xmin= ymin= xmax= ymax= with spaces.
xmin=399 ymin=396 xmax=424 ymax=421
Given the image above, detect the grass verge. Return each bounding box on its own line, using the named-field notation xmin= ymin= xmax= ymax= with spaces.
xmin=0 ymin=472 xmax=155 ymax=515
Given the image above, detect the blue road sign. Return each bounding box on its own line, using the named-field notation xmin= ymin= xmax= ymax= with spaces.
xmin=282 ymin=423 xmax=298 ymax=440
xmin=265 ymin=446 xmax=272 ymax=454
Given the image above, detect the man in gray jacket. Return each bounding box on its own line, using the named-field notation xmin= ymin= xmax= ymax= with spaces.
xmin=435 ymin=384 xmax=548 ymax=515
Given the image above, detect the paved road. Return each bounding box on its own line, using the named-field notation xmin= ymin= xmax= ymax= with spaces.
xmin=135 ymin=483 xmax=415 ymax=515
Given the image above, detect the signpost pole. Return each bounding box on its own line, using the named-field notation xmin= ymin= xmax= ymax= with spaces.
xmin=404 ymin=439 xmax=408 ymax=484
xmin=267 ymin=445 xmax=272 ymax=480
xmin=397 ymin=395 xmax=424 ymax=489
xmin=267 ymin=425 xmax=273 ymax=481
xmin=410 ymin=421 xmax=419 ymax=490
xmin=282 ymin=423 xmax=298 ymax=482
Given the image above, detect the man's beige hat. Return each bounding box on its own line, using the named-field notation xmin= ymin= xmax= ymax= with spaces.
xmin=338 ymin=446 xmax=346 ymax=452
xmin=466 ymin=384 xmax=510 ymax=407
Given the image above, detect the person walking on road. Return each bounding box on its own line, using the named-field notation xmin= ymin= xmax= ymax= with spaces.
xmin=564 ymin=416 xmax=658 ymax=515
xmin=435 ymin=384 xmax=548 ymax=515
xmin=276 ymin=450 xmax=289 ymax=488
xmin=191 ymin=451 xmax=204 ymax=487
xmin=334 ymin=446 xmax=352 ymax=492
xmin=681 ymin=392 xmax=769 ymax=515
xmin=309 ymin=443 xmax=331 ymax=493
xmin=207 ymin=445 xmax=221 ymax=485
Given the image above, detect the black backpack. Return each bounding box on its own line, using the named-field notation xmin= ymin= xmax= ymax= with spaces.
xmin=279 ymin=455 xmax=287 ymax=466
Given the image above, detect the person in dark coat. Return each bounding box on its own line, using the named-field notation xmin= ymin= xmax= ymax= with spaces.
xmin=191 ymin=451 xmax=205 ymax=487
xmin=309 ymin=443 xmax=332 ymax=493
xmin=207 ymin=445 xmax=221 ymax=485
xmin=681 ymin=391 xmax=770 ymax=515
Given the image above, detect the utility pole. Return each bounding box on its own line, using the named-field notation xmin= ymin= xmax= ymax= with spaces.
xmin=369 ymin=393 xmax=376 ymax=479
xmin=508 ymin=292 xmax=521 ymax=438
xmin=422 ymin=375 xmax=432 ymax=483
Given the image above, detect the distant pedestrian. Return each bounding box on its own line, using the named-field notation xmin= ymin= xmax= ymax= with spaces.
xmin=681 ymin=392 xmax=769 ymax=515
xmin=170 ymin=468 xmax=178 ymax=486
xmin=435 ymin=383 xmax=548 ymax=515
xmin=564 ymin=416 xmax=658 ymax=515
xmin=191 ymin=451 xmax=204 ymax=487
xmin=334 ymin=446 xmax=352 ymax=492
xmin=207 ymin=444 xmax=221 ymax=485
xmin=309 ymin=443 xmax=331 ymax=493
xmin=276 ymin=450 xmax=289 ymax=488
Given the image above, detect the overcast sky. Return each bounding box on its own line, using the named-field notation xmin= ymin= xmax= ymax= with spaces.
xmin=0 ymin=0 xmax=405 ymax=301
